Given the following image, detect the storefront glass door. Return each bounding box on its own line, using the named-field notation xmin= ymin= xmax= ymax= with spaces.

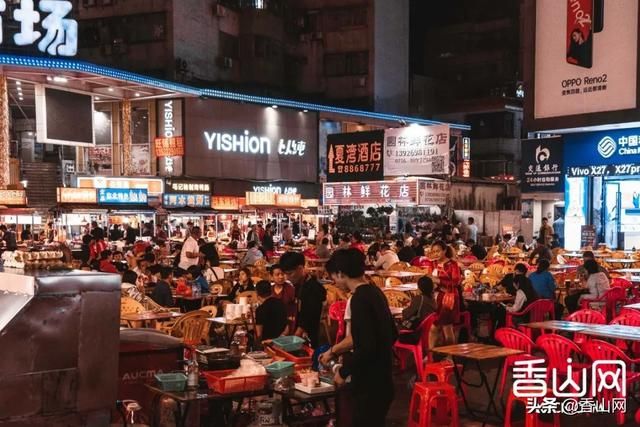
xmin=604 ymin=182 xmax=620 ymax=249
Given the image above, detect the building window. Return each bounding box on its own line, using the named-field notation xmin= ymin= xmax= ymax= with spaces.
xmin=220 ymin=31 xmax=239 ymax=58
xmin=324 ymin=7 xmax=367 ymax=32
xmin=254 ymin=35 xmax=282 ymax=60
xmin=324 ymin=51 xmax=368 ymax=77
xmin=78 ymin=12 xmax=167 ymax=50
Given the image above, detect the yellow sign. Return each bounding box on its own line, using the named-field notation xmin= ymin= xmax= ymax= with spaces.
xmin=57 ymin=188 xmax=97 ymax=204
xmin=245 ymin=192 xmax=276 ymax=206
xmin=0 ymin=190 xmax=27 ymax=206
xmin=77 ymin=177 xmax=164 ymax=195
xmin=211 ymin=196 xmax=243 ymax=210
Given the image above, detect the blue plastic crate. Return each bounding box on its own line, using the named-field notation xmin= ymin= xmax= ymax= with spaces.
xmin=271 ymin=336 xmax=306 ymax=352
xmin=265 ymin=361 xmax=295 ymax=379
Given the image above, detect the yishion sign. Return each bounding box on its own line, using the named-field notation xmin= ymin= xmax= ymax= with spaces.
xmin=156 ymin=99 xmax=184 ymax=177
xmin=184 ymin=98 xmax=318 ymax=182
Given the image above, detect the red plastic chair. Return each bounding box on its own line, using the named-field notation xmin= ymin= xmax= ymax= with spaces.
xmin=609 ymin=311 xmax=640 ymax=357
xmin=564 ymin=308 xmax=606 ymax=346
xmin=495 ymin=328 xmax=538 ymax=397
xmin=611 ymin=277 xmax=633 ymax=289
xmin=536 ymin=334 xmax=588 ymax=380
xmin=328 ymin=301 xmax=347 ymax=343
xmin=505 ymin=389 xmax=560 ymax=427
xmin=506 ymin=299 xmax=555 ymax=338
xmin=580 ymin=287 xmax=627 ymax=322
xmin=394 ymin=313 xmax=438 ymax=380
xmin=583 ymin=339 xmax=640 ymax=425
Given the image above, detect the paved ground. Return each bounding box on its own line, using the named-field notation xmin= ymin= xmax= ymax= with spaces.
xmin=387 ymin=358 xmax=640 ymax=426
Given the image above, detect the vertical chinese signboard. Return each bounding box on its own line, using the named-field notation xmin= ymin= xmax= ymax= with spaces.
xmin=383 ymin=125 xmax=450 ymax=176
xmin=326 ymin=130 xmax=384 ymax=182
xmin=521 ymin=137 xmax=564 ymax=193
xmin=156 ymin=98 xmax=184 ymax=177
xmin=417 ymin=180 xmax=450 ymax=206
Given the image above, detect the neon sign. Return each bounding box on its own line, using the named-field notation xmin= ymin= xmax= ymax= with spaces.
xmin=204 ymin=130 xmax=306 ymax=156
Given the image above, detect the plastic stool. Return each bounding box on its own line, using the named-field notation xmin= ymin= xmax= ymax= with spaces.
xmin=408 ymin=382 xmax=459 ymax=427
xmin=505 ymin=390 xmax=560 ymax=427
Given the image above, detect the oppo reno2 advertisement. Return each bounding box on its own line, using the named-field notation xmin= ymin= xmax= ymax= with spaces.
xmin=535 ymin=0 xmax=638 ymax=119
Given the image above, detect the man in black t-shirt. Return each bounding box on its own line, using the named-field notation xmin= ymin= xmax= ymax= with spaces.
xmin=280 ymin=251 xmax=327 ymax=348
xmin=255 ymin=280 xmax=288 ymax=342
xmin=151 ymin=267 xmax=174 ymax=308
xmin=326 ymin=248 xmax=397 ymax=427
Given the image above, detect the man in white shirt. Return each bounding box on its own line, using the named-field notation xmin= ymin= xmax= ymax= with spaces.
xmin=179 ymin=226 xmax=201 ymax=271
xmin=468 ymin=217 xmax=478 ymax=244
xmin=374 ymin=244 xmax=400 ymax=270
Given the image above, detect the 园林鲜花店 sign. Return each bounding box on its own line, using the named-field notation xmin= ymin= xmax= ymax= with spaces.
xmin=323 ymin=180 xmax=418 ymax=206
xmin=163 ymin=194 xmax=210 ymax=209
xmin=383 ymin=125 xmax=450 ymax=176
xmin=521 ymin=137 xmax=564 ymax=193
xmin=97 ymin=189 xmax=148 ymax=205
xmin=326 ymin=130 xmax=385 ymax=182
xmin=0 ymin=0 xmax=78 ymax=56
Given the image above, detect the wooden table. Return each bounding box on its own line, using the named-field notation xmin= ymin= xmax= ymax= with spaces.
xmin=146 ymin=385 xmax=270 ymax=427
xmin=549 ymin=264 xmax=578 ymax=271
xmin=121 ymin=311 xmax=183 ymax=328
xmin=432 ymin=343 xmax=523 ymax=426
xmin=389 ymin=283 xmax=418 ymax=293
xmin=365 ymin=270 xmax=426 ymax=280
xmin=219 ymin=260 xmax=237 ymax=266
xmin=464 ymin=294 xmax=514 ymax=304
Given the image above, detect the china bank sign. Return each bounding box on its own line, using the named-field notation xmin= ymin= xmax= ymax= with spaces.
xmin=204 ymin=130 xmax=307 ymax=157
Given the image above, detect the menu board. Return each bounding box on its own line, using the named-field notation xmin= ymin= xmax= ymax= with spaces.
xmin=581 ymin=225 xmax=597 ymax=248
xmin=326 ymin=131 xmax=384 ymax=182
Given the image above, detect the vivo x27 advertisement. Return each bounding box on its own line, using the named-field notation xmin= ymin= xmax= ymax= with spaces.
xmin=534 ymin=0 xmax=638 ymax=119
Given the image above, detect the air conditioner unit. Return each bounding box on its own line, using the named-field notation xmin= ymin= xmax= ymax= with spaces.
xmin=215 ymin=4 xmax=227 ymax=17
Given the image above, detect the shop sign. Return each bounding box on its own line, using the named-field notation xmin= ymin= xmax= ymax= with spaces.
xmin=98 ymin=188 xmax=148 ymax=205
xmin=565 ymin=129 xmax=640 ymax=177
xmin=251 ymin=184 xmax=298 ymax=195
xmin=0 ymin=190 xmax=27 ymax=206
xmin=521 ymin=138 xmax=564 ymax=192
xmin=275 ymin=194 xmax=301 ymax=207
xmin=157 ymin=99 xmax=184 ymax=177
xmin=461 ymin=161 xmax=471 ymax=178
xmin=211 ymin=196 xmax=242 ymax=211
xmin=78 ymin=177 xmax=164 ymax=196
xmin=301 ymin=199 xmax=319 ymax=208
xmin=326 ymin=130 xmax=384 ymax=182
xmin=384 ymin=125 xmax=450 ymax=176
xmin=166 ymin=179 xmax=211 ymax=194
xmin=581 ymin=225 xmax=597 ymax=248
xmin=462 ymin=137 xmax=471 ymax=161
xmin=163 ymin=193 xmax=210 ymax=209
xmin=204 ymin=130 xmax=306 ymax=157
xmin=245 ymin=192 xmax=276 ymax=206
xmin=1 ymin=1 xmax=78 ymax=56
xmin=57 ymin=187 xmax=97 ymax=204
xmin=533 ymin=0 xmax=638 ymax=121
xmin=154 ymin=137 xmax=185 ymax=157
xmin=323 ymin=180 xmax=418 ymax=206
xmin=417 ymin=180 xmax=450 ymax=206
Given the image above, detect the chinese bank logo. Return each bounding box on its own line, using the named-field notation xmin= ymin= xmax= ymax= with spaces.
xmin=535 ymin=145 xmax=550 ymax=163
xmin=597 ymin=136 xmax=617 ymax=159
